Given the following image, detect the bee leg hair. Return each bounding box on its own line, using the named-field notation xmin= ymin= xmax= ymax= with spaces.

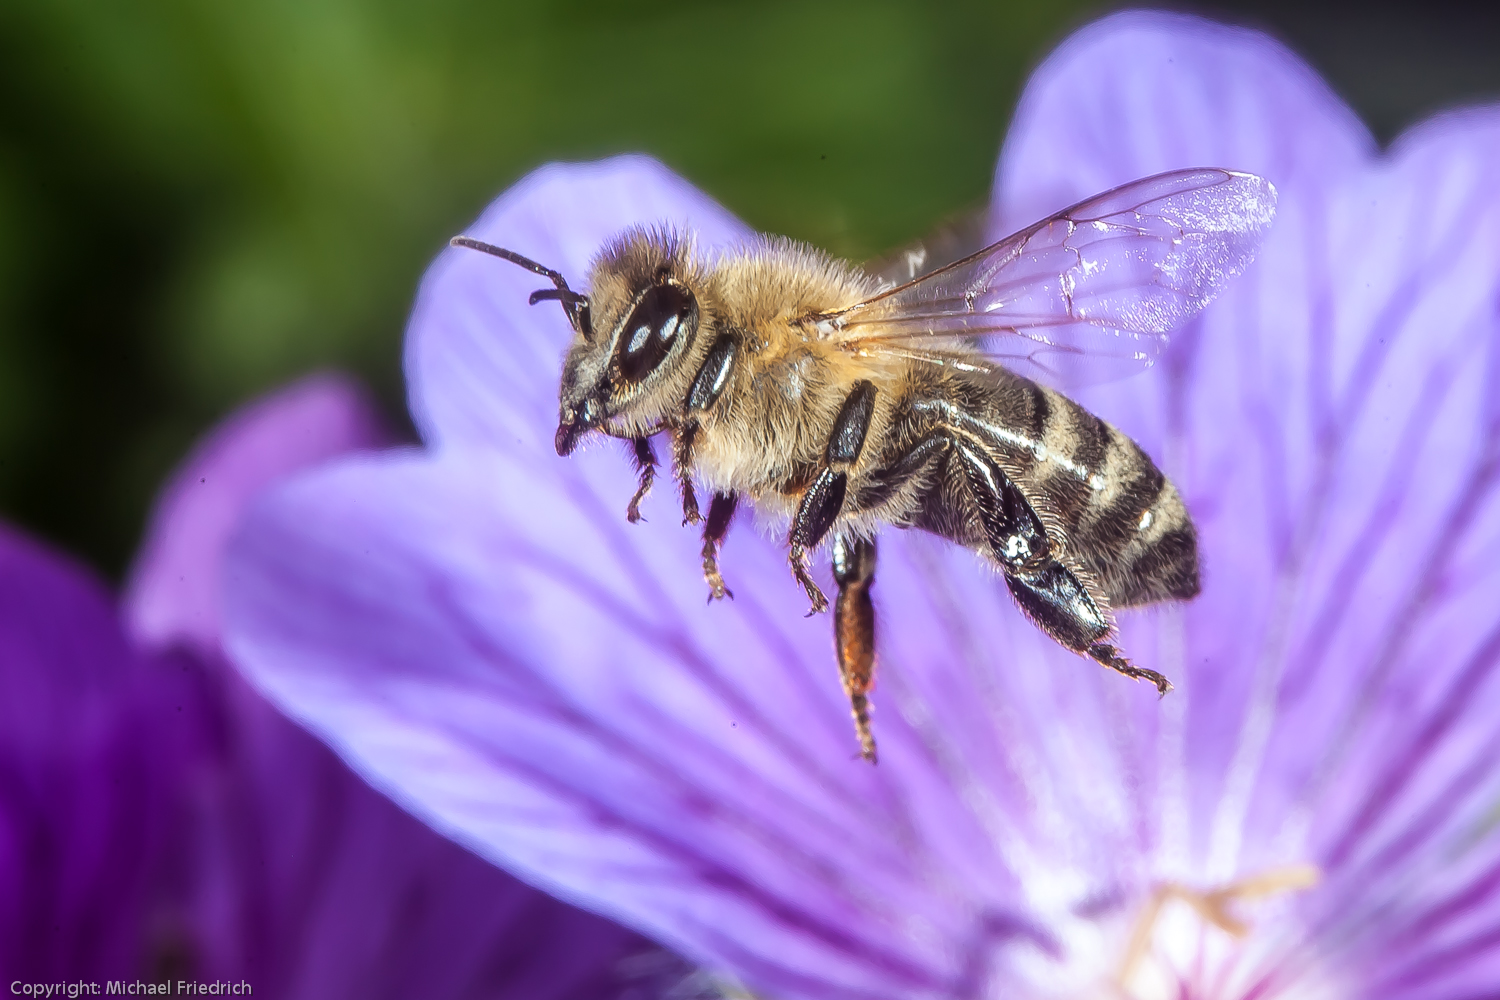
xmin=832 ymin=534 xmax=879 ymax=763
xmin=625 ymin=436 xmax=658 ymax=523
xmin=673 ymin=422 xmax=701 ymax=525
xmin=953 ymin=442 xmax=1050 ymax=570
xmin=701 ymin=492 xmax=738 ymax=601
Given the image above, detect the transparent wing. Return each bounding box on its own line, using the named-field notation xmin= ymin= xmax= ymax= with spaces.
xmin=813 ymin=168 xmax=1277 ymax=386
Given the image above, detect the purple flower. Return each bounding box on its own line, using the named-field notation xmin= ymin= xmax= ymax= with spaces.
xmin=0 ymin=524 xmax=191 ymax=977
xmin=4 ymin=374 xmax=656 ymax=995
xmin=222 ymin=12 xmax=1500 ymax=999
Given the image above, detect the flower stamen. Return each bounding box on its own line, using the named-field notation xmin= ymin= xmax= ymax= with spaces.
xmin=1116 ymin=864 xmax=1321 ymax=990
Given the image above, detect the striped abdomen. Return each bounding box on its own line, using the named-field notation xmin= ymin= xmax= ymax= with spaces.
xmin=891 ymin=367 xmax=1198 ymax=609
xmin=1023 ymin=382 xmax=1198 ymax=607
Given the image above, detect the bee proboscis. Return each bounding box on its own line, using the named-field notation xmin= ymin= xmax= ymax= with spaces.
xmin=453 ymin=167 xmax=1276 ymax=762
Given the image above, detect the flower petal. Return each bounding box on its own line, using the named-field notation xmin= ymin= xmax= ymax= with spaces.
xmin=227 ymin=449 xmax=1099 ymax=999
xmin=124 ymin=372 xmax=388 ymax=658
xmin=993 ymin=10 xmax=1372 ymax=234
xmin=180 ymin=647 xmax=656 ymax=999
xmin=226 ymin=18 xmax=1500 ymax=1000
xmin=999 ymin=12 xmax=1500 ymax=991
xmin=232 ymin=153 xmax=1155 ymax=1000
xmin=0 ymin=525 xmax=192 ymax=976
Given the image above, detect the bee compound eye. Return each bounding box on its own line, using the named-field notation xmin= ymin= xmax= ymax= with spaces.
xmin=617 ymin=283 xmax=696 ymax=383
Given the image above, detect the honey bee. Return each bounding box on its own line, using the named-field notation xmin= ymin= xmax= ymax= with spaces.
xmin=453 ymin=167 xmax=1276 ymax=762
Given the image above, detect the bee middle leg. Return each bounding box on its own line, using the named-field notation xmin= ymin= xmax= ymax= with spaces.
xmin=788 ymin=469 xmax=845 ymax=613
xmin=787 ymin=380 xmax=879 ymax=615
xmin=952 ymin=441 xmax=1171 ymax=695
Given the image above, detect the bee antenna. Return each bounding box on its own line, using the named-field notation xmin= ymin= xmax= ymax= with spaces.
xmin=449 ymin=235 xmax=594 ymax=340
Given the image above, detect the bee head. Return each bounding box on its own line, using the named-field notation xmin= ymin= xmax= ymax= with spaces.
xmin=449 ymin=229 xmax=703 ymax=457
xmin=554 ymin=228 xmax=703 ymax=456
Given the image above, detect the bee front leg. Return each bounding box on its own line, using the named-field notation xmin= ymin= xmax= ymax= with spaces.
xmin=701 ymin=492 xmax=737 ymax=601
xmin=625 ymin=437 xmax=657 ymax=524
xmin=673 ymin=331 xmax=740 ymax=530
xmin=673 ymin=422 xmax=702 ymax=525
xmin=832 ymin=534 xmax=879 ymax=763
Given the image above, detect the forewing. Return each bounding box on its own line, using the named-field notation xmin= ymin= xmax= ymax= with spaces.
xmin=818 ymin=168 xmax=1277 ymax=385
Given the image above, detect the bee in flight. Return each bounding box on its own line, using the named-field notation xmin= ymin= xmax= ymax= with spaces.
xmin=453 ymin=168 xmax=1276 ymax=763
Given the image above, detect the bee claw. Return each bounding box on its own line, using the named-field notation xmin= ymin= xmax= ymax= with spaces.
xmin=1088 ymin=642 xmax=1172 ymax=696
xmin=847 ymin=738 xmax=878 ymax=764
xmin=789 ymin=548 xmax=828 ymax=615
xmin=703 ymin=566 xmax=731 ymax=604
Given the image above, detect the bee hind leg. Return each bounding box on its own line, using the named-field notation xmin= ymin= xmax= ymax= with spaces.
xmin=951 ymin=441 xmax=1171 ymax=695
xmin=832 ymin=534 xmax=879 ymax=763
xmin=700 ymin=492 xmax=737 ymax=601
xmin=1005 ymin=563 xmax=1172 ymax=696
xmin=1087 ymin=641 xmax=1172 ymax=696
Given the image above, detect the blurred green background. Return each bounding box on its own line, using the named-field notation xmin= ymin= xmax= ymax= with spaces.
xmin=0 ymin=0 xmax=1495 ymax=577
